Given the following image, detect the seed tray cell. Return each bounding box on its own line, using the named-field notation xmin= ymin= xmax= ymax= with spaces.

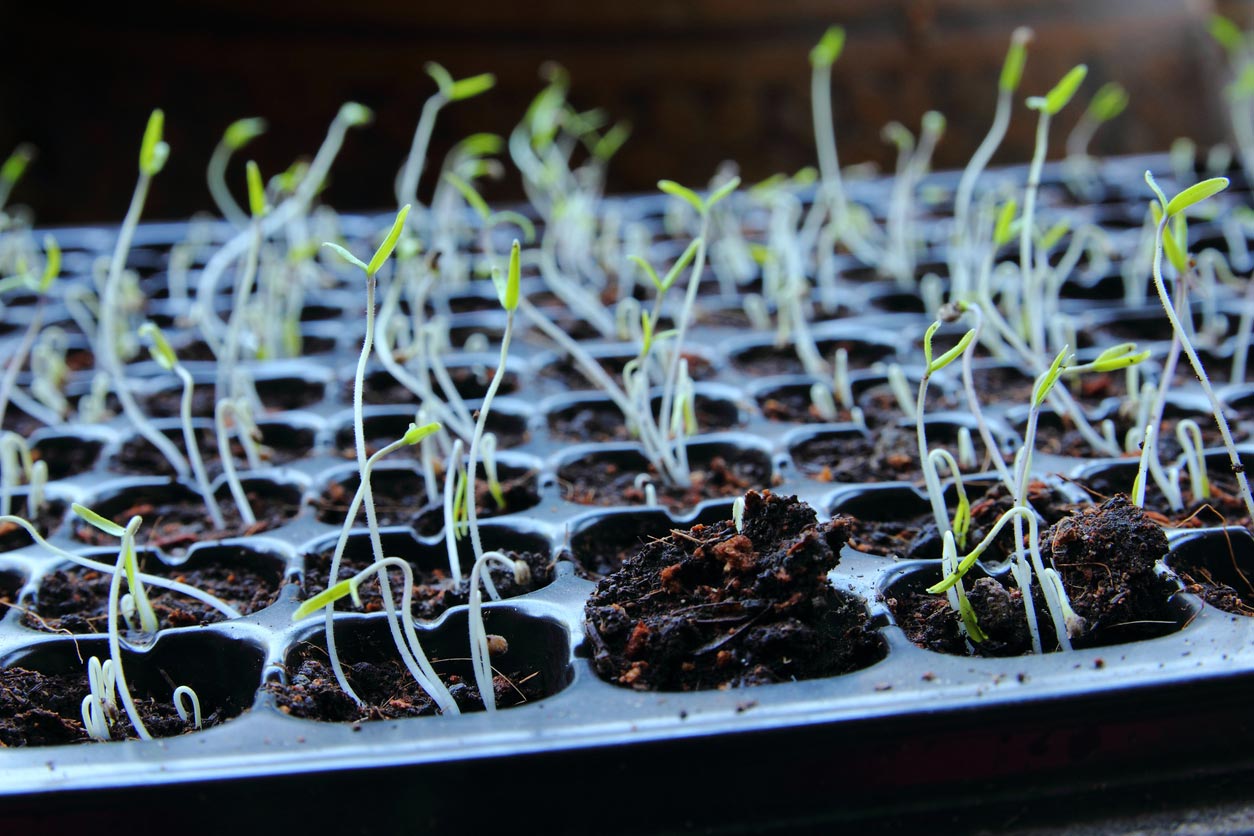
xmin=3 ymin=155 xmax=1254 ymax=832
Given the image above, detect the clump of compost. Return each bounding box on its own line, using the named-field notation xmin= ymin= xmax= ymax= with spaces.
xmin=585 ymin=490 xmax=882 ymax=690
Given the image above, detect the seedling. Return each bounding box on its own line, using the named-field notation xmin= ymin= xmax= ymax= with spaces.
xmin=467 ymin=550 xmax=531 ymax=712
xmin=1138 ymin=172 xmax=1254 ymax=520
xmin=95 ymin=111 xmax=190 ymax=481
xmin=464 ymin=240 xmax=521 ymax=568
xmin=1022 ymin=64 xmax=1087 ymax=356
xmin=139 ymin=323 xmax=225 ymax=530
xmin=293 ymin=553 xmax=458 ymax=715
xmin=950 ymin=28 xmax=1031 ymax=298
xmin=0 ymin=431 xmax=47 ymax=518
xmin=208 ymin=117 xmax=267 ymax=226
xmin=397 ymin=63 xmax=496 ymax=214
xmin=917 ymin=320 xmax=976 ymax=537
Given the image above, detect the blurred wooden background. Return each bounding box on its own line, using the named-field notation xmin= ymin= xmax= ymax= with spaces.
xmin=2 ymin=0 xmax=1249 ymax=224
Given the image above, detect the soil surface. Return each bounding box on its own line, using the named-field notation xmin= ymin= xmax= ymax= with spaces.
xmin=549 ymin=397 xmax=739 ymax=443
xmin=886 ymin=574 xmax=1041 ymax=657
xmin=73 ymin=487 xmax=300 ymax=556
xmin=112 ymin=425 xmax=313 ymax=476
xmin=792 ymin=425 xmax=994 ymax=484
xmin=848 ymin=481 xmax=1070 ymax=561
xmin=32 ymin=437 xmax=103 ymax=480
xmin=729 ymin=339 xmax=891 ymax=377
xmin=1169 ymin=543 xmax=1254 ymax=617
xmin=20 ymin=554 xmax=283 ymax=634
xmin=1074 ymin=466 xmax=1252 ymax=530
xmin=584 ymin=491 xmax=882 ymax=690
xmin=0 ymin=666 xmax=233 ymax=746
xmin=539 ymin=351 xmax=713 ymax=391
xmin=266 ymin=644 xmax=544 ymax=721
xmin=353 ymin=366 xmax=518 ymax=405
xmin=0 ymin=501 xmax=67 ymax=553
xmin=316 ymin=468 xmax=539 ymax=534
xmin=560 ymin=453 xmax=772 ymax=511
xmin=300 ymin=548 xmax=559 ymax=620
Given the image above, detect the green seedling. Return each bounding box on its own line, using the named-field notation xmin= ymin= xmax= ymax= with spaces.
xmin=317 ymin=421 xmax=442 ymax=705
xmin=195 ymin=103 xmax=373 ymax=356
xmin=293 ymin=554 xmax=458 ymax=716
xmin=80 ymin=656 xmax=118 ymax=742
xmin=139 ymin=322 xmax=227 ymax=530
xmin=948 ymin=22 xmax=1028 ymax=294
xmin=0 ymin=431 xmax=46 ymax=519
xmin=464 ymin=241 xmax=521 ymax=568
xmin=467 ymin=550 xmax=531 ymax=712
xmin=98 ymin=111 xmax=190 ymax=481
xmin=917 ymin=320 xmax=976 ymax=550
xmin=0 ymin=143 xmax=35 ymax=211
xmin=397 ymin=63 xmax=495 ymax=212
xmin=1021 ymin=65 xmax=1087 ymax=356
xmin=1142 ymin=172 xmax=1254 ymax=521
xmin=208 ymin=117 xmax=267 ymax=226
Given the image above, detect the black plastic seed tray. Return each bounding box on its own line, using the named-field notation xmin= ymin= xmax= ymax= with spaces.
xmin=3 ymin=154 xmax=1254 ymax=832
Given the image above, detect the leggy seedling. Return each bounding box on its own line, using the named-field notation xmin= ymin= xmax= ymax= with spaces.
xmin=207 ymin=117 xmax=267 ymax=227
xmin=98 ymin=111 xmax=191 ymax=481
xmin=1140 ymin=172 xmax=1254 ymax=521
xmin=464 ymin=240 xmax=521 ymax=569
xmin=139 ymin=323 xmax=226 ymax=530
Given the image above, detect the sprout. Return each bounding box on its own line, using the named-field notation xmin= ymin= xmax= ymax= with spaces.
xmin=0 ymin=143 xmax=36 ymax=210
xmin=97 ymin=113 xmax=190 ymax=480
xmin=140 ymin=322 xmax=226 ymax=530
xmin=1142 ymin=172 xmax=1254 ymax=520
xmin=467 ymin=550 xmax=530 ymax=711
xmin=208 ymin=118 xmax=268 ymax=225
xmin=292 ymin=555 xmax=458 ymax=716
xmin=173 ymin=685 xmax=203 ymax=730
xmin=80 ymin=657 xmax=118 ymax=742
xmin=1176 ymin=418 xmax=1210 ymax=501
xmin=318 ymin=421 xmax=442 ymax=704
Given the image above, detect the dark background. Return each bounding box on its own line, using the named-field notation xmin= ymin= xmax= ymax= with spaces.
xmin=4 ymin=0 xmax=1252 ymax=225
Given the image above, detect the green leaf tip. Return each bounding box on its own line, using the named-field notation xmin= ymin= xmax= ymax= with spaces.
xmin=1088 ymin=342 xmax=1151 ymax=373
xmin=1165 ymin=177 xmax=1229 ymax=218
xmin=1210 ymin=15 xmax=1244 ymax=54
xmin=321 ymin=242 xmax=368 ymax=273
xmin=292 ymin=579 xmax=354 ymax=621
xmin=492 ymin=240 xmax=521 ymax=311
xmin=707 ymin=176 xmax=741 ymax=210
xmin=367 ymin=204 xmax=411 ymax=277
xmin=449 ymin=73 xmax=496 ymax=102
xmin=426 ymin=62 xmax=495 ymax=101
xmin=39 ymin=235 xmax=60 ymax=292
xmin=401 ymin=422 xmax=441 ymax=446
xmin=1 ymin=143 xmax=35 ymax=186
xmin=139 ymin=109 xmax=169 ymax=176
xmin=443 ymin=172 xmax=490 ymax=221
xmin=810 ymin=26 xmax=846 ymax=69
xmin=993 ymin=198 xmax=1018 ymax=247
xmin=246 ymin=160 xmax=268 ymax=219
xmin=658 ymin=179 xmax=704 ymax=215
xmin=593 ymin=120 xmax=632 ymax=162
xmin=338 ymin=102 xmax=374 ymax=127
xmin=223 ymin=117 xmax=267 ymax=151
xmin=138 ymin=322 xmax=178 ymax=371
xmin=1033 ymin=64 xmax=1087 ymax=115
xmin=999 ymin=27 xmax=1032 ymax=92
xmin=927 ymin=328 xmax=976 ymax=374
xmin=1033 ymin=347 xmax=1071 ymax=407
xmin=72 ymin=503 xmax=127 ymax=538
xmin=1088 ymin=82 xmax=1129 ymax=123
